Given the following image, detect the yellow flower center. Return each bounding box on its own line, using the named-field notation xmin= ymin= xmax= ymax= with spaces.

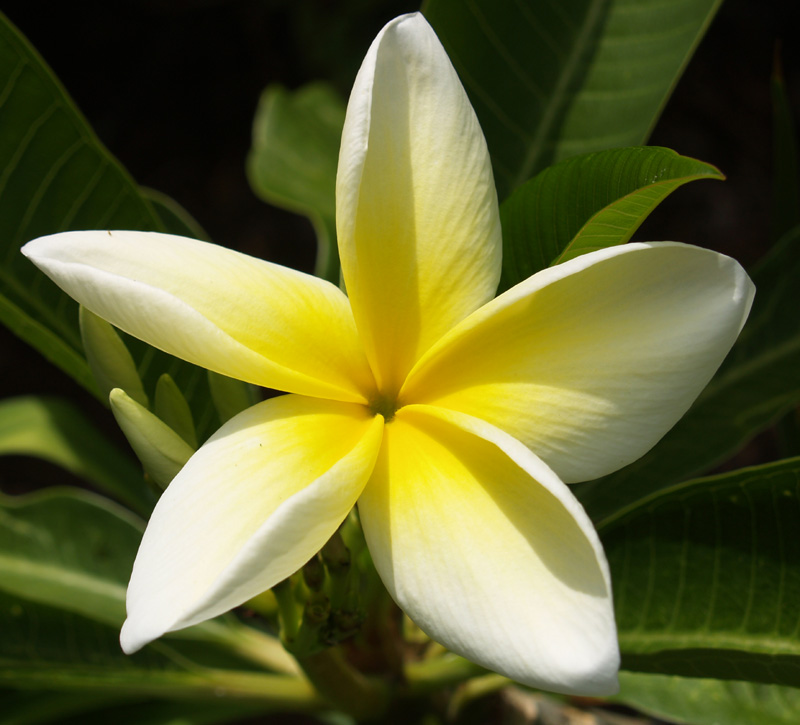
xmin=369 ymin=394 xmax=399 ymax=422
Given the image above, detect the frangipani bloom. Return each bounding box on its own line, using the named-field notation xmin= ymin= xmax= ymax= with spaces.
xmin=23 ymin=13 xmax=753 ymax=696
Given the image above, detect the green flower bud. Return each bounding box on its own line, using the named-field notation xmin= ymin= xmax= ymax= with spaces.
xmin=80 ymin=306 xmax=148 ymax=407
xmin=207 ymin=370 xmax=259 ymax=423
xmin=154 ymin=373 xmax=197 ymax=448
xmin=110 ymin=388 xmax=194 ymax=489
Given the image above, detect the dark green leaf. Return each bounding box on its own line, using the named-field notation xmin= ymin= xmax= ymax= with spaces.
xmin=0 ymin=590 xmax=317 ymax=707
xmin=0 ymin=488 xmax=151 ymax=629
xmin=576 ymin=224 xmax=800 ymax=525
xmin=79 ymin=306 xmax=149 ymax=409
xmin=615 ymin=671 xmax=800 ymax=725
xmin=207 ymin=371 xmax=259 ymax=425
xmin=54 ymin=699 xmax=269 ymax=725
xmin=423 ymin=0 xmax=723 ymax=198
xmin=154 ymin=374 xmax=198 ymax=450
xmin=0 ymin=13 xmax=218 ymax=441
xmin=0 ymin=690 xmax=131 ymax=725
xmin=0 ymin=487 xmax=296 ymax=665
xmin=247 ymin=83 xmax=345 ymax=284
xmin=601 ymin=458 xmax=800 ymax=685
xmin=499 ymin=147 xmax=721 ymax=289
xmin=0 ymin=397 xmax=151 ymax=515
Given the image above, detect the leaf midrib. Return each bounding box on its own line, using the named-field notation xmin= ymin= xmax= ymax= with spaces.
xmin=512 ymin=0 xmax=609 ymax=187
xmin=620 ymin=629 xmax=800 ymax=657
xmin=0 ymin=554 xmax=126 ymax=608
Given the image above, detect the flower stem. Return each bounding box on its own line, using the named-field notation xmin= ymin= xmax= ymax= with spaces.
xmin=272 ymin=577 xmax=300 ymax=643
xmin=446 ymin=673 xmax=510 ymax=720
xmin=404 ymin=654 xmax=486 ymax=696
xmin=3 ymin=663 xmax=324 ymax=710
xmin=214 ymin=624 xmax=301 ymax=676
xmin=295 ymin=646 xmax=390 ymax=721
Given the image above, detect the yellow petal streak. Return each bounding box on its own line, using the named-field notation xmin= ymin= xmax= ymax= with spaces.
xmin=337 ymin=14 xmax=501 ymax=396
xmin=24 ymin=231 xmax=376 ymax=402
xmin=358 ymin=405 xmax=618 ymax=694
xmin=121 ymin=395 xmax=383 ymax=653
xmin=402 ymin=243 xmax=754 ymax=482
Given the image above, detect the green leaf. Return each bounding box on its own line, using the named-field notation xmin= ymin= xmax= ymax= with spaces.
xmin=615 ymin=671 xmax=800 ymax=725
xmin=0 ymin=488 xmax=151 ymax=629
xmin=247 ymin=83 xmax=345 ymax=284
xmin=53 ymin=699 xmax=270 ymax=725
xmin=0 ymin=690 xmax=131 ymax=725
xmin=0 ymin=589 xmax=318 ymax=707
xmin=499 ymin=146 xmax=721 ymax=289
xmin=0 ymin=13 xmax=218 ymax=441
xmin=600 ymin=458 xmax=800 ymax=686
xmin=423 ymin=0 xmax=723 ymax=199
xmin=80 ymin=307 xmax=149 ymax=409
xmin=0 ymin=487 xmax=298 ymax=676
xmin=154 ymin=373 xmax=198 ymax=449
xmin=576 ymin=224 xmax=800 ymax=525
xmin=0 ymin=396 xmax=151 ymax=515
xmin=110 ymin=388 xmax=194 ymax=489
xmin=207 ymin=371 xmax=259 ymax=425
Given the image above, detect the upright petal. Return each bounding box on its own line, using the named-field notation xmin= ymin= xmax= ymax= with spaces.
xmin=402 ymin=243 xmax=754 ymax=482
xmin=23 ymin=231 xmax=375 ymax=403
xmin=120 ymin=395 xmax=383 ymax=653
xmin=337 ymin=13 xmax=501 ymax=396
xmin=358 ymin=405 xmax=618 ymax=695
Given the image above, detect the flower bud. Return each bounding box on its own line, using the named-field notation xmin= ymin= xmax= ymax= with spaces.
xmin=154 ymin=373 xmax=197 ymax=448
xmin=110 ymin=388 xmax=194 ymax=489
xmin=80 ymin=306 xmax=148 ymax=407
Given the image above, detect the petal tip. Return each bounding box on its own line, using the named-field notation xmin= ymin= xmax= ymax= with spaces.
xmin=20 ymin=234 xmax=49 ymax=262
xmin=120 ymin=617 xmax=150 ymax=655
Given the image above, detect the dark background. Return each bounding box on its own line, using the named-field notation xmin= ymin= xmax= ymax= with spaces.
xmin=1 ymin=0 xmax=798 ymax=484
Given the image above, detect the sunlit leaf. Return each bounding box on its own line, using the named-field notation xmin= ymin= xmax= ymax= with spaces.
xmin=0 ymin=397 xmax=151 ymax=515
xmin=600 ymin=458 xmax=800 ymax=686
xmin=0 ymin=588 xmax=315 ymax=705
xmin=247 ymin=83 xmax=345 ymax=284
xmin=0 ymin=13 xmax=217 ymax=440
xmin=424 ymin=0 xmax=723 ymax=198
xmin=615 ymin=671 xmax=800 ymax=725
xmin=499 ymin=146 xmax=721 ymax=289
xmin=0 ymin=487 xmax=294 ymax=665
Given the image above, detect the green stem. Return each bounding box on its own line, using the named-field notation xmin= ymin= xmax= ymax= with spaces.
xmin=446 ymin=674 xmax=510 ymax=720
xmin=322 ymin=530 xmax=351 ymax=611
xmin=243 ymin=588 xmax=279 ymax=618
xmin=404 ymin=654 xmax=486 ymax=696
xmin=182 ymin=618 xmax=300 ymax=676
xmin=296 ymin=647 xmax=390 ymax=721
xmin=216 ymin=624 xmax=301 ymax=676
xmin=289 ymin=592 xmax=331 ymax=657
xmin=1 ymin=667 xmax=324 ymax=710
xmin=273 ymin=577 xmax=300 ymax=643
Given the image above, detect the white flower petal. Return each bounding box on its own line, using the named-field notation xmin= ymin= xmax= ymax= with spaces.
xmin=402 ymin=243 xmax=754 ymax=482
xmin=358 ymin=404 xmax=619 ymax=695
xmin=337 ymin=13 xmax=501 ymax=396
xmin=23 ymin=231 xmax=375 ymax=403
xmin=120 ymin=395 xmax=383 ymax=653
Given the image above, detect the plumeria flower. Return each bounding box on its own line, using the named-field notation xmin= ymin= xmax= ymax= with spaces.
xmin=23 ymin=13 xmax=753 ymax=696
